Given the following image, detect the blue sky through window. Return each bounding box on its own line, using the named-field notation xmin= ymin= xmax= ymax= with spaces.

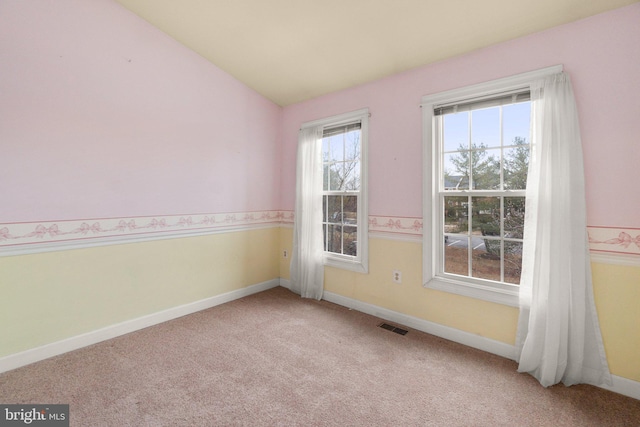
xmin=442 ymin=102 xmax=531 ymax=180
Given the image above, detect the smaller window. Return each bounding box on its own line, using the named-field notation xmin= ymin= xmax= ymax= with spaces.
xmin=301 ymin=109 xmax=369 ymax=273
xmin=322 ymin=122 xmax=361 ymax=257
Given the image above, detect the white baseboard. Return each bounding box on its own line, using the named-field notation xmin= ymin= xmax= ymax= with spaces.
xmin=0 ymin=279 xmax=280 ymax=374
xmin=599 ymin=374 xmax=640 ymax=401
xmin=314 ymin=287 xmax=640 ymax=401
xmin=321 ymin=289 xmax=517 ymax=360
xmin=279 ymin=278 xmax=292 ymax=290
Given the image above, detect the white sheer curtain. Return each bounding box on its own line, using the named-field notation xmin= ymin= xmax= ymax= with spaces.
xmin=516 ymin=72 xmax=612 ymax=387
xmin=290 ymin=126 xmax=325 ymax=300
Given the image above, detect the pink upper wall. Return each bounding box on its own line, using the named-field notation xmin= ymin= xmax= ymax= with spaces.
xmin=0 ymin=0 xmax=282 ymax=222
xmin=281 ymin=4 xmax=640 ymax=228
xmin=2 ymin=2 xmax=638 ymax=229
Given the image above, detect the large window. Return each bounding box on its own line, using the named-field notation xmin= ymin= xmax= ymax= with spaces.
xmin=422 ymin=66 xmax=561 ymax=306
xmin=302 ymin=108 xmax=369 ymax=273
xmin=440 ymin=99 xmax=530 ymax=285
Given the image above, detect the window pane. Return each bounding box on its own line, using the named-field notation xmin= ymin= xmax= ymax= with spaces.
xmin=329 ymin=135 xmax=344 ymax=162
xmin=472 ymin=197 xmax=500 ymax=239
xmin=344 ymin=226 xmax=357 ymax=256
xmin=344 ymin=130 xmax=360 ymax=161
xmin=443 ymin=152 xmax=469 ymax=190
xmin=326 ymin=224 xmax=342 ymax=254
xmin=444 ymin=196 xmax=468 ymax=235
xmin=504 ymin=197 xmax=525 ymax=239
xmin=503 ymin=145 xmax=529 ymax=190
xmin=471 ymin=148 xmax=500 ymax=190
xmin=443 ymin=112 xmax=469 ymax=152
xmin=504 ymin=241 xmax=523 ymax=284
xmin=344 ymin=161 xmax=360 ymax=191
xmin=343 ymin=195 xmax=357 ymax=225
xmin=329 ymin=163 xmax=344 ymax=191
xmin=472 ymin=107 xmax=500 ymax=149
xmin=326 ymin=195 xmax=342 ymax=224
xmin=472 ymin=240 xmax=501 ymax=281
xmin=444 ymin=235 xmax=469 ymax=277
xmin=503 ymin=102 xmax=531 ymax=147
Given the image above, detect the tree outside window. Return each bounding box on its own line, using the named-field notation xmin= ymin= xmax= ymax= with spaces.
xmin=442 ymin=103 xmax=530 ymax=285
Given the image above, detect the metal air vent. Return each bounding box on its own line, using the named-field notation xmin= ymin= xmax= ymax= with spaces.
xmin=378 ymin=323 xmax=408 ymax=335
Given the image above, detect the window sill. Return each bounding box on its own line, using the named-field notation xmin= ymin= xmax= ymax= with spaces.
xmin=424 ymin=276 xmax=519 ymax=307
xmin=324 ymin=254 xmax=368 ymax=274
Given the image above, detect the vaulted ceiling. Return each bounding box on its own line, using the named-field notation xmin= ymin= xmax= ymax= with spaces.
xmin=115 ymin=0 xmax=638 ymax=106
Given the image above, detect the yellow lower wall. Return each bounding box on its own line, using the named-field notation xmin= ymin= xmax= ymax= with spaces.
xmin=0 ymin=227 xmax=279 ymax=359
xmin=3 ymin=225 xmax=637 ymax=384
xmin=280 ymin=227 xmax=640 ymax=382
xmin=592 ymin=262 xmax=640 ymax=382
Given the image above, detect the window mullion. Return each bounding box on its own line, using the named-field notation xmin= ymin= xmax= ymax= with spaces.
xmin=500 ymin=196 xmax=505 ymax=282
xmin=467 ymin=113 xmax=472 ymax=278
xmin=468 ymin=112 xmax=473 ymax=190
xmin=340 ymin=195 xmax=344 ymax=255
xmin=500 ymin=106 xmax=505 ymax=191
xmin=467 ymin=195 xmax=472 ymax=277
xmin=499 ymin=106 xmax=504 ymax=282
xmin=322 ymin=195 xmax=326 ymax=251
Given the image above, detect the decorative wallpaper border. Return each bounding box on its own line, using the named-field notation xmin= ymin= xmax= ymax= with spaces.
xmin=1 ymin=211 xmax=637 ymax=265
xmin=280 ymin=212 xmax=424 ymax=237
xmin=368 ymin=215 xmax=423 ymax=236
xmin=0 ymin=211 xmax=287 ymax=256
xmin=588 ymin=226 xmax=640 ymax=256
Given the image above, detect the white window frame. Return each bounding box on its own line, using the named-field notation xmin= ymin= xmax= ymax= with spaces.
xmin=301 ymin=108 xmax=369 ymax=274
xmin=421 ymin=66 xmax=562 ymax=306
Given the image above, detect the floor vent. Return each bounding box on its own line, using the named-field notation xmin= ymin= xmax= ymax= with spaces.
xmin=378 ymin=323 xmax=408 ymax=336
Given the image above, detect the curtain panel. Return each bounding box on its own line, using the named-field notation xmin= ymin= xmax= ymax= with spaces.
xmin=290 ymin=126 xmax=325 ymax=300
xmin=516 ymin=72 xmax=611 ymax=387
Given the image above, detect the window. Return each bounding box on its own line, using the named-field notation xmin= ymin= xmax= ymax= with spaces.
xmin=440 ymin=97 xmax=530 ymax=283
xmin=322 ymin=123 xmax=361 ymax=257
xmin=422 ymin=66 xmax=561 ymax=306
xmin=302 ymin=108 xmax=369 ymax=273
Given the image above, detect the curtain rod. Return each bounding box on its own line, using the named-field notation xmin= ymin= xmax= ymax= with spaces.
xmin=299 ymin=108 xmax=370 ymax=130
xmin=298 ymin=113 xmax=371 ymax=130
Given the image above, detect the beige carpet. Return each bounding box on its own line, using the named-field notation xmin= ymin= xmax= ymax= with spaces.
xmin=1 ymin=286 xmax=638 ymax=426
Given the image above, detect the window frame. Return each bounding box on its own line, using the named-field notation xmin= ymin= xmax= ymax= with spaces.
xmin=301 ymin=108 xmax=369 ymax=274
xmin=421 ymin=66 xmax=562 ymax=307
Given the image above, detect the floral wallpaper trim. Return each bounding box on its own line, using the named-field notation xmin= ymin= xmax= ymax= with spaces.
xmin=280 ymin=211 xmax=424 ymax=235
xmin=588 ymin=226 xmax=640 ymax=256
xmin=281 ymin=213 xmax=640 ymax=255
xmin=0 ymin=211 xmax=286 ymax=249
xmin=368 ymin=215 xmax=423 ymax=235
xmin=1 ymin=212 xmax=636 ymax=259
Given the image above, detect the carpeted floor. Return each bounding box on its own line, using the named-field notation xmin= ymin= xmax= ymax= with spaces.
xmin=1 ymin=286 xmax=638 ymax=426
